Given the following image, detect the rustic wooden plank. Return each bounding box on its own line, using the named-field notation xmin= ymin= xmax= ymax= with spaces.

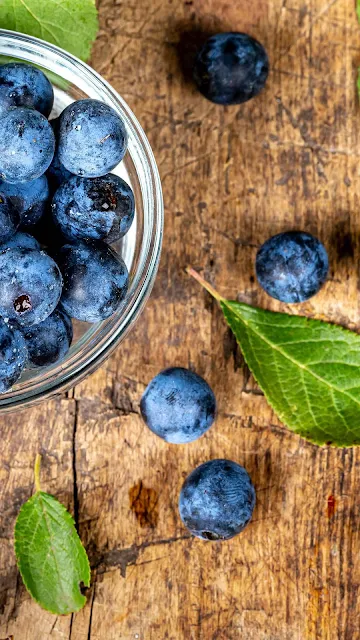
xmin=0 ymin=399 xmax=75 ymax=639
xmin=1 ymin=0 xmax=360 ymax=638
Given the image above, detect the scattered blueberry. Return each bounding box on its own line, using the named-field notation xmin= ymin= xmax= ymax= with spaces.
xmin=58 ymin=99 xmax=128 ymax=178
xmin=0 ymin=175 xmax=49 ymax=228
xmin=0 ymin=107 xmax=55 ymax=183
xmin=0 ymin=231 xmax=40 ymax=251
xmin=21 ymin=308 xmax=73 ymax=368
xmin=52 ymin=174 xmax=135 ymax=243
xmin=0 ymin=62 xmax=54 ymax=117
xmin=140 ymin=367 xmax=216 ymax=444
xmin=0 ymin=318 xmax=27 ymax=393
xmin=193 ymin=32 xmax=269 ymax=105
xmin=256 ymin=231 xmax=329 ymax=303
xmin=0 ymin=248 xmax=63 ymax=326
xmin=0 ymin=187 xmax=20 ymax=242
xmin=179 ymin=459 xmax=256 ymax=540
xmin=47 ymin=117 xmax=73 ymax=191
xmin=56 ymin=241 xmax=129 ymax=322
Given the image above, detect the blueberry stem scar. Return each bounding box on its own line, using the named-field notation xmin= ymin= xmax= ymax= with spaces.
xmin=186 ymin=266 xmax=224 ymax=303
xmin=34 ymin=453 xmax=42 ymax=493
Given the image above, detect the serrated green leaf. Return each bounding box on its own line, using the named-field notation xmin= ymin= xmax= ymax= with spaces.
xmin=15 ymin=491 xmax=90 ymax=615
xmin=187 ymin=268 xmax=360 ymax=447
xmin=221 ymin=301 xmax=360 ymax=447
xmin=1 ymin=0 xmax=98 ymax=61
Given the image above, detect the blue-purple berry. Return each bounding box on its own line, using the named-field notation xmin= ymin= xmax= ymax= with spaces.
xmin=58 ymin=99 xmax=128 ymax=178
xmin=0 ymin=107 xmax=55 ymax=183
xmin=179 ymin=459 xmax=256 ymax=540
xmin=0 ymin=186 xmax=20 ymax=242
xmin=56 ymin=241 xmax=129 ymax=322
xmin=0 ymin=62 xmax=54 ymax=117
xmin=0 ymin=175 xmax=49 ymax=228
xmin=0 ymin=231 xmax=40 ymax=251
xmin=193 ymin=33 xmax=269 ymax=105
xmin=22 ymin=308 xmax=72 ymax=368
xmin=140 ymin=367 xmax=216 ymax=444
xmin=0 ymin=248 xmax=63 ymax=326
xmin=0 ymin=318 xmax=27 ymax=393
xmin=256 ymin=231 xmax=329 ymax=303
xmin=52 ymin=174 xmax=135 ymax=243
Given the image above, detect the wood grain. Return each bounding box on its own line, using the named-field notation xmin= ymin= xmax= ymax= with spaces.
xmin=1 ymin=0 xmax=360 ymax=638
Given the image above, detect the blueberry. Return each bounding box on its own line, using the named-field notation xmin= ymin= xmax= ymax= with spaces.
xmin=140 ymin=367 xmax=216 ymax=444
xmin=58 ymin=99 xmax=128 ymax=178
xmin=256 ymin=231 xmax=329 ymax=303
xmin=0 ymin=231 xmax=40 ymax=251
xmin=0 ymin=318 xmax=27 ymax=393
xmin=56 ymin=241 xmax=129 ymax=322
xmin=52 ymin=174 xmax=135 ymax=243
xmin=193 ymin=33 xmax=269 ymax=105
xmin=179 ymin=459 xmax=256 ymax=540
xmin=0 ymin=186 xmax=20 ymax=242
xmin=0 ymin=175 xmax=49 ymax=228
xmin=0 ymin=107 xmax=55 ymax=183
xmin=0 ymin=62 xmax=54 ymax=117
xmin=0 ymin=248 xmax=63 ymax=326
xmin=21 ymin=308 xmax=72 ymax=368
xmin=47 ymin=117 xmax=73 ymax=191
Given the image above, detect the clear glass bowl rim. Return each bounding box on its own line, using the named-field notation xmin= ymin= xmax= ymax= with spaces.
xmin=0 ymin=29 xmax=163 ymax=412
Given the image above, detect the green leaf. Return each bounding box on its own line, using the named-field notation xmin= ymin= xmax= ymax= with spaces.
xmin=1 ymin=0 xmax=98 ymax=61
xmin=187 ymin=268 xmax=360 ymax=447
xmin=15 ymin=457 xmax=90 ymax=615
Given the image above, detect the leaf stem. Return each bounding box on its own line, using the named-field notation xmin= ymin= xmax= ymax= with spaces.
xmin=34 ymin=454 xmax=42 ymax=493
xmin=186 ymin=267 xmax=225 ymax=303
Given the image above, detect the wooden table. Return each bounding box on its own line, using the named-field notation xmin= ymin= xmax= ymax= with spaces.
xmin=0 ymin=0 xmax=359 ymax=638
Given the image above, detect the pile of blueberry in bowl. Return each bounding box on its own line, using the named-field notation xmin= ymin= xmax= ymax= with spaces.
xmin=0 ymin=30 xmax=163 ymax=411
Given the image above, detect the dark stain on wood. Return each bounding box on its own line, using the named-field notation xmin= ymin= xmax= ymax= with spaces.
xmin=129 ymin=481 xmax=159 ymax=528
xmin=327 ymin=495 xmax=336 ymax=519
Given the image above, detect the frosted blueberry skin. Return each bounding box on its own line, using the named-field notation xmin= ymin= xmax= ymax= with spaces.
xmin=256 ymin=231 xmax=329 ymax=303
xmin=0 ymin=248 xmax=63 ymax=327
xmin=193 ymin=33 xmax=269 ymax=105
xmin=0 ymin=63 xmax=54 ymax=117
xmin=179 ymin=459 xmax=256 ymax=540
xmin=0 ymin=188 xmax=20 ymax=242
xmin=0 ymin=107 xmax=55 ymax=183
xmin=140 ymin=367 xmax=216 ymax=444
xmin=0 ymin=175 xmax=50 ymax=228
xmin=56 ymin=241 xmax=129 ymax=322
xmin=52 ymin=174 xmax=135 ymax=243
xmin=0 ymin=318 xmax=27 ymax=393
xmin=58 ymin=99 xmax=128 ymax=178
xmin=47 ymin=117 xmax=74 ymax=192
xmin=22 ymin=308 xmax=73 ymax=368
xmin=0 ymin=231 xmax=40 ymax=251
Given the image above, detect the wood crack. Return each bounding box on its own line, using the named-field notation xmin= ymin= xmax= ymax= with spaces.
xmin=72 ymin=400 xmax=80 ymax=530
xmin=93 ymin=534 xmax=192 ymax=578
xmin=86 ymin=582 xmax=96 ymax=640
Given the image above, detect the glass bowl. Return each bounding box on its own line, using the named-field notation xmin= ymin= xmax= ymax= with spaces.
xmin=0 ymin=29 xmax=163 ymax=412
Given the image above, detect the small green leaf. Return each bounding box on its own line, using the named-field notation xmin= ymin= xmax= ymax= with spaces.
xmin=187 ymin=268 xmax=360 ymax=447
xmin=15 ymin=456 xmax=90 ymax=615
xmin=1 ymin=0 xmax=98 ymax=62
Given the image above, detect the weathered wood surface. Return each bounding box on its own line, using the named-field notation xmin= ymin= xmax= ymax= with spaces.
xmin=1 ymin=0 xmax=360 ymax=638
